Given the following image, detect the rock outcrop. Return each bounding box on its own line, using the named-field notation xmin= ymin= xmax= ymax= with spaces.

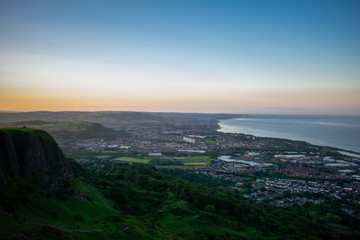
xmin=0 ymin=128 xmax=73 ymax=192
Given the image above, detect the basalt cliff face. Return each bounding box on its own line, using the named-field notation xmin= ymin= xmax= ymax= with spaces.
xmin=0 ymin=128 xmax=73 ymax=192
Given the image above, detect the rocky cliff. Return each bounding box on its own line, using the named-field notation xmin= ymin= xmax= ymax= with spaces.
xmin=0 ymin=128 xmax=73 ymax=192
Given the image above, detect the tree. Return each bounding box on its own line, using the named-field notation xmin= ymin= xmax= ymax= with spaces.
xmin=205 ymin=204 xmax=216 ymax=214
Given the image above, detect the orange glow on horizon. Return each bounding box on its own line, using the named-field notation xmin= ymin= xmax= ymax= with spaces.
xmin=1 ymin=88 xmax=359 ymax=114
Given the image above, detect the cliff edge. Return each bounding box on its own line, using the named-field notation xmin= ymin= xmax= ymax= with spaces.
xmin=0 ymin=128 xmax=73 ymax=192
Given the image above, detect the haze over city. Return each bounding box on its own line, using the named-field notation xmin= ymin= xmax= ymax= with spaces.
xmin=0 ymin=0 xmax=359 ymax=114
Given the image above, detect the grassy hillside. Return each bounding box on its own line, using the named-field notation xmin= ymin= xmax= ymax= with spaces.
xmin=1 ymin=128 xmax=359 ymax=239
xmin=0 ymin=127 xmax=56 ymax=146
xmin=0 ymin=175 xmax=135 ymax=239
xmin=2 ymin=121 xmax=128 ymax=140
xmin=84 ymin=162 xmax=360 ymax=239
xmin=2 ymin=159 xmax=360 ymax=239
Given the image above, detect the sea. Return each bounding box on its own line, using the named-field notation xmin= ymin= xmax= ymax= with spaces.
xmin=218 ymin=115 xmax=360 ymax=153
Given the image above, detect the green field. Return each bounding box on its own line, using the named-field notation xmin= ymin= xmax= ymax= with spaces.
xmin=183 ymin=162 xmax=206 ymax=166
xmin=114 ymin=157 xmax=150 ymax=164
xmin=175 ymin=156 xmax=213 ymax=165
xmin=145 ymin=155 xmax=213 ymax=169
xmin=95 ymin=155 xmax=111 ymax=159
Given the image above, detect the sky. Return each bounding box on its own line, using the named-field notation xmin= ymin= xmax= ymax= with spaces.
xmin=0 ymin=0 xmax=359 ymax=114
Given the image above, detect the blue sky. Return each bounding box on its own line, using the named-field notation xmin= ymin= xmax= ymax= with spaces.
xmin=0 ymin=0 xmax=359 ymax=114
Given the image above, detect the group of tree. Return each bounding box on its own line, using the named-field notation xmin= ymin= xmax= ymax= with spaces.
xmin=79 ymin=160 xmax=360 ymax=239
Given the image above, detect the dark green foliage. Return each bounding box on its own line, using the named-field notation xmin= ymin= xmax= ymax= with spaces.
xmin=68 ymin=159 xmax=105 ymax=188
xmin=74 ymin=214 xmax=83 ymax=221
xmin=39 ymin=226 xmax=68 ymax=240
xmin=83 ymin=161 xmax=360 ymax=240
xmin=1 ymin=128 xmax=359 ymax=239
xmin=1 ymin=128 xmax=54 ymax=161
xmin=164 ymin=168 xmax=234 ymax=188
xmin=204 ymin=204 xmax=215 ymax=214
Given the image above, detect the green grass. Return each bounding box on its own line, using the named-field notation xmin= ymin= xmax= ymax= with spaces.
xmin=0 ymin=128 xmax=58 ymax=160
xmin=157 ymin=165 xmax=204 ymax=170
xmin=146 ymin=156 xmax=213 ymax=169
xmin=1 ymin=181 xmax=118 ymax=228
xmin=1 ymin=127 xmax=55 ymax=143
xmin=0 ymin=178 xmax=139 ymax=239
xmin=2 ymin=157 xmax=358 ymax=239
xmin=114 ymin=157 xmax=150 ymax=164
xmin=175 ymin=156 xmax=213 ymax=165
xmin=102 ymin=150 xmax=119 ymax=154
xmin=95 ymin=155 xmax=111 ymax=159
xmin=157 ymin=214 xmax=198 ymax=238
xmin=156 ymin=213 xmax=247 ymax=239
xmin=183 ymin=162 xmax=206 ymax=166
xmin=33 ymin=122 xmax=93 ymax=132
xmin=177 ymin=159 xmax=203 ymax=163
xmin=1 ymin=175 xmax=185 ymax=239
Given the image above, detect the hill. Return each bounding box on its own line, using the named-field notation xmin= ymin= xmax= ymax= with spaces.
xmin=0 ymin=111 xmax=164 ymax=125
xmin=0 ymin=128 xmax=72 ymax=192
xmin=0 ymin=128 xmax=130 ymax=239
xmin=2 ymin=121 xmax=129 ymax=140
xmin=0 ymin=111 xmax=248 ymax=126
xmin=0 ymin=128 xmax=359 ymax=239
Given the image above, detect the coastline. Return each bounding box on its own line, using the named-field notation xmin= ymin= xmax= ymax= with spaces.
xmin=217 ymin=117 xmax=360 ymax=155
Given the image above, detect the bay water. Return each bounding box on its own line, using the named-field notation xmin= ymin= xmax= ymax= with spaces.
xmin=218 ymin=115 xmax=360 ymax=153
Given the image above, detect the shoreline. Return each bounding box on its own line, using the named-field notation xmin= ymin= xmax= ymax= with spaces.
xmin=217 ymin=118 xmax=360 ymax=155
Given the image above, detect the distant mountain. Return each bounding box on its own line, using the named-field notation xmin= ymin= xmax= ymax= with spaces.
xmin=0 ymin=111 xmax=163 ymax=125
xmin=2 ymin=121 xmax=129 ymax=140
xmin=155 ymin=112 xmax=248 ymax=120
xmin=0 ymin=111 xmax=23 ymax=113
xmin=0 ymin=111 xmax=248 ymax=125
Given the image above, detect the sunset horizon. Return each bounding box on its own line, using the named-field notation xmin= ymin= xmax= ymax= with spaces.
xmin=2 ymin=1 xmax=360 ymax=238
xmin=1 ymin=0 xmax=359 ymax=115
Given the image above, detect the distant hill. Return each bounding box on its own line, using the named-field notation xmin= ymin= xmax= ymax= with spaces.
xmin=2 ymin=121 xmax=129 ymax=140
xmin=0 ymin=111 xmax=163 ymax=125
xmin=155 ymin=112 xmax=249 ymax=120
xmin=0 ymin=111 xmax=248 ymax=125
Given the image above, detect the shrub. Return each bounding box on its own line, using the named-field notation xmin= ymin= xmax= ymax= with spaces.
xmin=204 ymin=204 xmax=215 ymax=214
xmin=74 ymin=214 xmax=83 ymax=221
